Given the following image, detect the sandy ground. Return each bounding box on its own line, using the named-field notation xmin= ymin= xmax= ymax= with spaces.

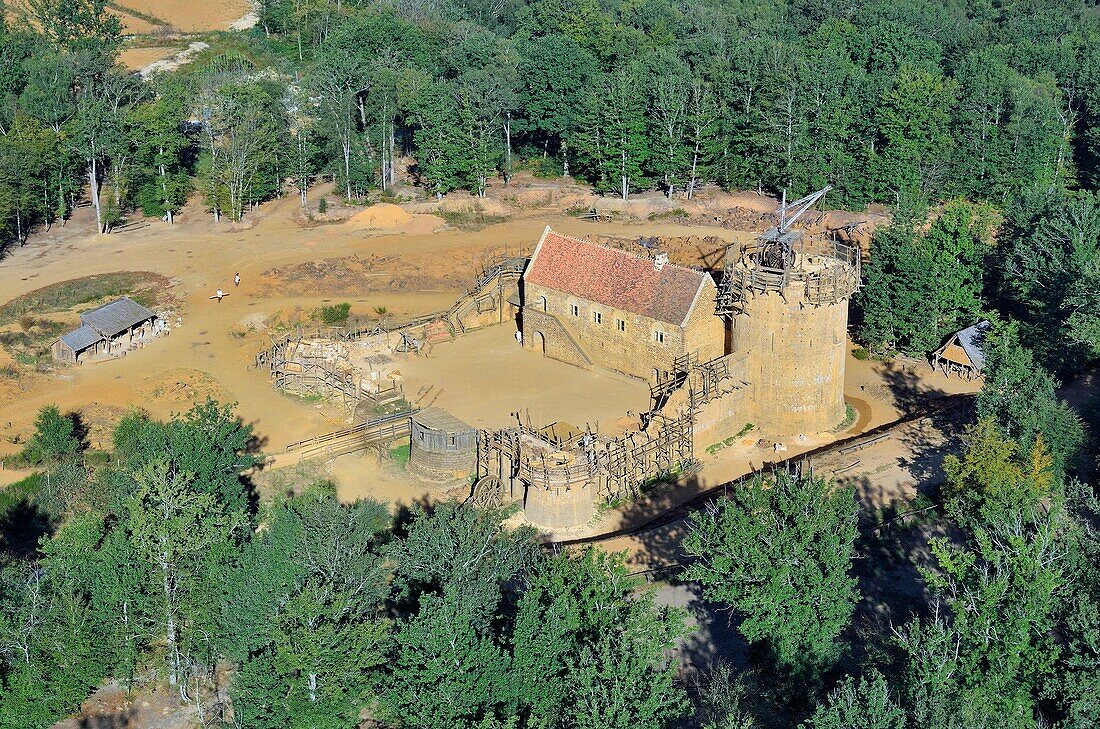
xmin=121 ymin=0 xmax=252 ymax=32
xmin=119 ymin=45 xmax=186 ymax=70
xmin=394 ymin=327 xmax=648 ymax=431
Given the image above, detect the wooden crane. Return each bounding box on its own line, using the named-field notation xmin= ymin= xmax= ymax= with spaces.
xmin=758 ymin=185 xmax=832 ymax=269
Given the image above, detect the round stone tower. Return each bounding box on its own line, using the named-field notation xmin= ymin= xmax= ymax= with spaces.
xmin=723 ymin=233 xmax=860 ymax=435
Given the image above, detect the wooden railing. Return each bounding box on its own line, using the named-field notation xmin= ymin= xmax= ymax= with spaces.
xmin=286 ymin=409 xmax=417 ymax=459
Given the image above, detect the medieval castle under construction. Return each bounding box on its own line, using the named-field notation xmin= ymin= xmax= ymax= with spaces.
xmin=260 ymin=190 xmax=861 ymax=529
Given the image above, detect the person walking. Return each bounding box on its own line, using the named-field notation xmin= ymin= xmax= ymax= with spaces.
xmin=214 ymin=289 xmax=225 ymax=303
xmin=234 ymin=272 xmax=241 ymax=287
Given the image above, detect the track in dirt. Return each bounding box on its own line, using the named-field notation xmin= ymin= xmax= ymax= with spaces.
xmin=552 ymin=393 xmax=975 ymax=549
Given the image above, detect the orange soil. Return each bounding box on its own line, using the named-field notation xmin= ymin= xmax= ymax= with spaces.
xmin=119 ymin=0 xmax=251 ymax=32
xmin=119 ymin=45 xmax=185 ymax=70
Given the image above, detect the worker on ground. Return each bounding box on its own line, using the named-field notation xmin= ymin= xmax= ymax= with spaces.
xmin=214 ymin=289 xmax=225 ymax=303
xmin=234 ymin=272 xmax=241 ymax=287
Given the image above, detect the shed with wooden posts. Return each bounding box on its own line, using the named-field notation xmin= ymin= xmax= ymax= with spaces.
xmin=932 ymin=320 xmax=989 ymax=380
xmin=51 ymin=297 xmax=158 ymax=364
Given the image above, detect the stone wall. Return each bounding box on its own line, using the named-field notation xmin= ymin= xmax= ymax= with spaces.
xmin=733 ymin=285 xmax=848 ymax=435
xmin=409 ymin=421 xmax=478 ymax=482
xmin=523 ymin=281 xmax=723 ymax=380
xmin=681 ymin=282 xmax=726 ymax=363
xmin=523 ymin=480 xmax=595 ymax=529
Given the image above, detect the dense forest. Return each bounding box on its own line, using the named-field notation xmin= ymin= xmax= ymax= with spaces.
xmin=0 ymin=373 xmax=1096 ymax=726
xmin=3 ymin=0 xmax=1100 ymax=243
xmin=1 ymin=0 xmax=1100 ymax=727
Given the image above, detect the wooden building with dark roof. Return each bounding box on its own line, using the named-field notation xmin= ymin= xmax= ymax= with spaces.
xmin=520 ymin=227 xmax=724 ymax=380
xmin=933 ymin=320 xmax=989 ymax=380
xmin=51 ymin=297 xmax=158 ymax=364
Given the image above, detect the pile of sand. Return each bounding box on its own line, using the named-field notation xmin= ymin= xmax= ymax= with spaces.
xmin=345 ymin=203 xmax=413 ymax=230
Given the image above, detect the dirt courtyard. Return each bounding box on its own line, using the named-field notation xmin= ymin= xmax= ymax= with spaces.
xmin=395 ymin=327 xmax=649 ymax=432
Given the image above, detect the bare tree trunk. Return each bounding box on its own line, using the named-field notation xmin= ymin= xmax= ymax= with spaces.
xmin=43 ymin=177 xmax=52 ymax=232
xmin=308 ymin=672 xmax=317 ymax=702
xmin=343 ymin=137 xmax=352 ymax=199
xmin=163 ymin=569 xmax=179 ymax=688
xmin=620 ymin=144 xmax=628 ymax=201
xmin=160 ymin=154 xmax=174 ymax=224
xmin=503 ymin=113 xmax=512 ymax=184
xmin=688 ymin=141 xmax=701 ymax=200
xmin=89 ymin=157 xmax=103 ymax=234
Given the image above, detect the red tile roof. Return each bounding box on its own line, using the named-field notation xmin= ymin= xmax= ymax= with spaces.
xmin=524 ymin=229 xmax=711 ymax=326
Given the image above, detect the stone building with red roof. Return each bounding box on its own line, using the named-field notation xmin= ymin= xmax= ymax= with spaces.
xmin=521 ymin=227 xmax=724 ymax=380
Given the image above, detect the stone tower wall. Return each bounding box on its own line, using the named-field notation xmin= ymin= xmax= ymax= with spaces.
xmin=734 ymin=288 xmax=848 ymax=435
xmin=409 ymin=420 xmax=478 ymax=482
xmin=523 ymin=480 xmax=595 ymax=529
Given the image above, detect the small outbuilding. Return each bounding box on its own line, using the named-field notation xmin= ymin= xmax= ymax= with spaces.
xmin=933 ymin=320 xmax=989 ymax=380
xmin=409 ymin=407 xmax=478 ymax=482
xmin=51 ymin=297 xmax=158 ymax=364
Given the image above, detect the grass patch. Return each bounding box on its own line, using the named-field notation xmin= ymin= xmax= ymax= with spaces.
xmin=388 ymin=443 xmax=410 ymax=467
xmin=107 ymin=1 xmax=169 ymax=27
xmin=0 ymin=317 xmax=69 ymax=366
xmin=0 ymin=272 xmax=170 ymax=326
xmin=0 ymin=473 xmax=42 ymax=511
xmin=320 ymin=302 xmax=351 ymax=325
xmin=706 ymin=423 xmax=755 ymax=455
xmin=853 ymin=345 xmax=893 ymax=362
xmin=598 ymin=462 xmax=689 ymax=513
xmin=648 ymin=208 xmax=689 ymax=221
xmin=439 ymin=208 xmax=508 ymax=231
xmin=517 ymin=157 xmax=562 ymax=178
xmin=831 ymin=403 xmax=858 ymax=433
xmin=371 ymin=397 xmax=412 ymax=417
xmin=281 ymin=390 xmax=325 ymax=404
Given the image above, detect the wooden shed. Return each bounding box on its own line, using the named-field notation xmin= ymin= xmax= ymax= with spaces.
xmin=933 ymin=320 xmax=989 ymax=380
xmin=51 ymin=297 xmax=158 ymax=364
xmin=50 ymin=325 xmax=104 ymax=364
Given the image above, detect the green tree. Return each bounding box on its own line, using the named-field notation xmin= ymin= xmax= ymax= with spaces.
xmin=942 ymin=418 xmax=1054 ymax=524
xmin=999 ymin=192 xmax=1100 ymax=371
xmin=383 ymin=590 xmax=512 ymax=728
xmin=874 ymin=67 xmax=956 ymax=204
xmin=386 ymin=502 xmax=538 ymax=620
xmin=112 ymin=400 xmax=258 ymax=519
xmin=1056 ymin=481 xmax=1100 ymax=726
xmin=800 ymin=670 xmax=905 ymax=729
xmin=858 ymin=201 xmax=988 ymax=355
xmin=897 ymin=505 xmax=1066 ymax=728
xmin=225 ymin=488 xmax=391 ymax=728
xmin=976 ymin=319 xmax=1084 ymax=477
xmin=512 ymin=549 xmax=688 ymax=729
xmin=21 ymin=404 xmax=80 ymax=464
xmin=126 ymin=458 xmax=246 ymax=690
xmin=682 ymin=471 xmax=858 ymax=681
